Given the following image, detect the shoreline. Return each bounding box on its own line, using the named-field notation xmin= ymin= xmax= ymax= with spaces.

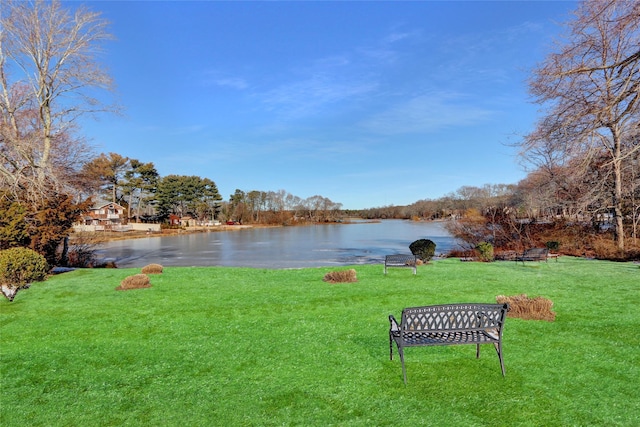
xmin=71 ymin=218 xmax=437 ymax=244
xmin=71 ymin=224 xmax=266 ymax=243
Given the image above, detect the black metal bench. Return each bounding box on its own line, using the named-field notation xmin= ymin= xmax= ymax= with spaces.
xmin=516 ymin=247 xmax=549 ymax=264
xmin=384 ymin=254 xmax=417 ymax=275
xmin=389 ymin=303 xmax=508 ymax=383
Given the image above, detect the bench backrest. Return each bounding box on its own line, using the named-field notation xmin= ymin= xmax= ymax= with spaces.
xmin=523 ymin=248 xmax=548 ymax=257
xmin=401 ymin=303 xmax=508 ymax=332
xmin=385 ymin=254 xmax=417 ymax=264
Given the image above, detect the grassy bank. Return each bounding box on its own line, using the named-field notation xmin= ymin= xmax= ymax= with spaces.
xmin=1 ymin=258 xmax=639 ymax=426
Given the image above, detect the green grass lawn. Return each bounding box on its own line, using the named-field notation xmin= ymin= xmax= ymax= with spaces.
xmin=1 ymin=258 xmax=639 ymax=426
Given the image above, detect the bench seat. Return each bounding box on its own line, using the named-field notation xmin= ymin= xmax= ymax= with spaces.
xmin=398 ymin=329 xmax=500 ymax=346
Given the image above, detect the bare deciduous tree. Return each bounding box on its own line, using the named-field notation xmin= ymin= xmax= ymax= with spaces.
xmin=522 ymin=0 xmax=640 ymax=251
xmin=0 ymin=0 xmax=114 ymax=202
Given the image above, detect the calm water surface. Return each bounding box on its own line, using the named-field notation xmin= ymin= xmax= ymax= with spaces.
xmin=98 ymin=219 xmax=459 ymax=268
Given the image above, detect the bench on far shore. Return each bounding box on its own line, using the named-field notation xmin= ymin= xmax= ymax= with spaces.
xmin=389 ymin=303 xmax=509 ymax=384
xmin=384 ymin=254 xmax=418 ymax=275
xmin=516 ymin=248 xmax=550 ymax=264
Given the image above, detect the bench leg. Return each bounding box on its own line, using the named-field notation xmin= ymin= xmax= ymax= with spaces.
xmin=494 ymin=342 xmax=506 ymax=377
xmin=389 ymin=334 xmax=394 ymax=361
xmin=479 ymin=342 xmax=506 ymax=377
xmin=390 ymin=336 xmax=408 ymax=384
xmin=398 ymin=346 xmax=408 ymax=384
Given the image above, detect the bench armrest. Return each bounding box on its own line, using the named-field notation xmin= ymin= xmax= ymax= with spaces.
xmin=389 ymin=314 xmax=400 ymax=332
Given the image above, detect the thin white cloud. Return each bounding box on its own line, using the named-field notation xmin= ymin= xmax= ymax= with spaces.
xmin=137 ymin=124 xmax=206 ymax=135
xmin=260 ymin=74 xmax=378 ymax=118
xmin=213 ymin=77 xmax=248 ymax=90
xmin=311 ymin=54 xmax=351 ymax=68
xmin=360 ymin=27 xmax=421 ymax=64
xmin=199 ymin=70 xmax=249 ymax=90
xmin=170 ymin=124 xmax=207 ymax=135
xmin=255 ymin=26 xmax=422 ymax=119
xmin=360 ymin=92 xmax=494 ymax=135
xmin=444 ymin=20 xmax=547 ymax=56
xmin=384 ymin=28 xmax=421 ymax=44
xmin=358 ymin=46 xmax=397 ymax=63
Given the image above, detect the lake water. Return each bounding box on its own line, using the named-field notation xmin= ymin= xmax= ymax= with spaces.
xmin=97 ymin=219 xmax=459 ymax=268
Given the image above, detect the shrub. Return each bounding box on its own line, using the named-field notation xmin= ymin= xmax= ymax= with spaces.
xmin=0 ymin=247 xmax=49 ymax=301
xmin=116 ymin=274 xmax=151 ymax=291
xmin=475 ymin=241 xmax=494 ymax=262
xmin=141 ymin=264 xmax=163 ymax=274
xmin=27 ymin=193 xmax=92 ymax=266
xmin=323 ymin=269 xmax=357 ymax=283
xmin=496 ymin=294 xmax=556 ymax=321
xmin=590 ymin=235 xmax=628 ymax=260
xmin=65 ymin=232 xmax=105 ymax=268
xmin=545 ymin=241 xmax=560 ymax=252
xmin=409 ymin=239 xmax=436 ymax=262
xmin=0 ymin=198 xmax=30 ymax=250
xmin=93 ymin=260 xmax=118 ymax=268
xmin=65 ymin=246 xmax=97 ymax=268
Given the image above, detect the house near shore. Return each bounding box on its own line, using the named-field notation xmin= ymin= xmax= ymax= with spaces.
xmin=78 ymin=202 xmax=129 ymax=231
xmin=168 ymin=214 xmax=181 ymax=226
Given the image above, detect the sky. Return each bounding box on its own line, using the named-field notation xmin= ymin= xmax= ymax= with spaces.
xmin=77 ymin=0 xmax=578 ymax=210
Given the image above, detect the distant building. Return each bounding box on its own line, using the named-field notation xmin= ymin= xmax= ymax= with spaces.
xmin=82 ymin=202 xmax=128 ymax=231
xmin=180 ymin=216 xmax=195 ymax=227
xmin=168 ymin=214 xmax=181 ymax=226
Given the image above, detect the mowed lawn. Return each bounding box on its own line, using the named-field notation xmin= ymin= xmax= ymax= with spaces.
xmin=1 ymin=258 xmax=638 ymax=426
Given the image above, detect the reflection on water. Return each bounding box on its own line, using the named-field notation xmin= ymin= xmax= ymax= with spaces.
xmin=97 ymin=219 xmax=460 ymax=268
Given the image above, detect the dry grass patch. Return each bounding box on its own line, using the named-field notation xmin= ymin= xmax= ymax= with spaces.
xmin=141 ymin=263 xmax=163 ymax=274
xmin=116 ymin=274 xmax=151 ymax=291
xmin=496 ymin=294 xmax=556 ymax=321
xmin=323 ymin=269 xmax=357 ymax=283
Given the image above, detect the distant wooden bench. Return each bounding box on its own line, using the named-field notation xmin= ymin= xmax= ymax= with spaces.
xmin=546 ymin=253 xmax=560 ymax=261
xmin=515 ymin=248 xmax=549 ymax=264
xmin=389 ymin=303 xmax=509 ymax=383
xmin=384 ymin=254 xmax=417 ymax=275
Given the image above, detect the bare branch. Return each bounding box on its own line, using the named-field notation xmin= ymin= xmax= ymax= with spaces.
xmin=1 ymin=0 xmax=116 ymax=203
xmin=521 ymin=0 xmax=640 ymax=250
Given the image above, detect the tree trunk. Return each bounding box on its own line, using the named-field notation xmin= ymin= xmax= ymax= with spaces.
xmin=612 ymin=135 xmax=625 ymax=251
xmin=128 ymin=192 xmax=133 ymax=222
xmin=60 ymin=236 xmax=69 ymax=266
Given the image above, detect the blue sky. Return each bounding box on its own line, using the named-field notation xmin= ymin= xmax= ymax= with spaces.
xmin=79 ymin=1 xmax=577 ymax=209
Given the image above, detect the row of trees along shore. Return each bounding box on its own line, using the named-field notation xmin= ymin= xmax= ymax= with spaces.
xmin=79 ymin=151 xmax=345 ymax=225
xmin=1 ymin=0 xmax=639 ymax=268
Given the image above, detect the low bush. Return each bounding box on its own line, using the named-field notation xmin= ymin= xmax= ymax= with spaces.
xmin=545 ymin=241 xmax=560 ymax=252
xmin=475 ymin=241 xmax=494 ymax=262
xmin=322 ymin=269 xmax=357 ymax=283
xmin=65 ymin=232 xmax=105 ymax=267
xmin=93 ymin=260 xmax=118 ymax=268
xmin=496 ymin=294 xmax=556 ymax=321
xmin=409 ymin=239 xmax=436 ymax=262
xmin=0 ymin=247 xmax=49 ymax=301
xmin=448 ymin=248 xmax=471 ymax=258
xmin=141 ymin=264 xmax=163 ymax=274
xmin=494 ymin=250 xmax=517 ymax=261
xmin=116 ymin=274 xmax=151 ymax=291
